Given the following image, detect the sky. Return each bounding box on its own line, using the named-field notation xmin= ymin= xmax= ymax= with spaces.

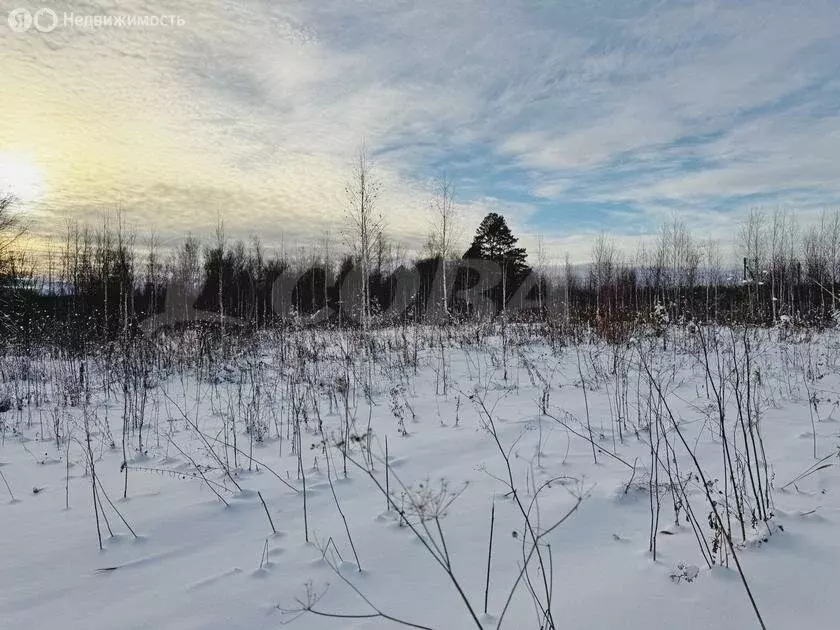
xmin=2 ymin=0 xmax=840 ymax=263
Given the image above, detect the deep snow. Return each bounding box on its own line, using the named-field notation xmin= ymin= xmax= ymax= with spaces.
xmin=1 ymin=326 xmax=839 ymax=629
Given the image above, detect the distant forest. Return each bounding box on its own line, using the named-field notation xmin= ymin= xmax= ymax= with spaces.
xmin=3 ymin=168 xmax=840 ymax=351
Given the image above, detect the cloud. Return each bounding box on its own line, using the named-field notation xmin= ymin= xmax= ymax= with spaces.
xmin=2 ymin=0 xmax=840 ymax=265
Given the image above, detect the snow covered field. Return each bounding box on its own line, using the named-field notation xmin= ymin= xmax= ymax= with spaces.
xmin=1 ymin=324 xmax=839 ymax=629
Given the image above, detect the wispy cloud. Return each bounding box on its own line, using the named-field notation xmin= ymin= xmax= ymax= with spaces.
xmin=3 ymin=0 xmax=840 ymax=261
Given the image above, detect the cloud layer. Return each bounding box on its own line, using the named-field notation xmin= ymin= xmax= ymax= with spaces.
xmin=3 ymin=0 xmax=840 ymax=262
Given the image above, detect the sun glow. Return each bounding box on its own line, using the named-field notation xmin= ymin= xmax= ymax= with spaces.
xmin=0 ymin=152 xmax=46 ymax=204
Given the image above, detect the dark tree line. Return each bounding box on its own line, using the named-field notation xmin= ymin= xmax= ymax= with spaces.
xmin=3 ymin=205 xmax=840 ymax=352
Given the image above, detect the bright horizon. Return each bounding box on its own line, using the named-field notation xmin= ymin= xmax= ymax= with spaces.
xmin=3 ymin=0 xmax=840 ymax=264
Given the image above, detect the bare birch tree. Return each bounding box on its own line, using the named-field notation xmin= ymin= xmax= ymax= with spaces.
xmin=739 ymin=209 xmax=767 ymax=318
xmin=703 ymin=237 xmax=723 ymax=320
xmin=345 ymin=142 xmax=383 ymax=330
xmin=0 ymin=194 xmax=23 ymax=262
xmin=591 ymin=232 xmax=615 ymax=316
xmin=822 ymin=209 xmax=840 ymax=310
xmin=535 ymin=235 xmax=546 ymax=312
xmin=426 ymin=174 xmax=458 ymax=317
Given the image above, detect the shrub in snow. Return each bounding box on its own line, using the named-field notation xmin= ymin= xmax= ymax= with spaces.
xmin=0 ymin=390 xmax=11 ymax=413
xmin=670 ymin=563 xmax=700 ymax=584
xmin=653 ymin=302 xmax=669 ymax=327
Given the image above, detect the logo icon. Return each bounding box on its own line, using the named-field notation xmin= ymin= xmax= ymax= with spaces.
xmin=8 ymin=8 xmax=32 ymax=32
xmin=33 ymin=8 xmax=57 ymax=33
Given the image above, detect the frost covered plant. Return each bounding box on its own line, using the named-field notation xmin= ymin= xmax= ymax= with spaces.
xmin=0 ymin=389 xmax=11 ymax=414
xmin=670 ymin=563 xmax=699 ymax=584
xmin=650 ymin=301 xmax=670 ymax=346
xmin=398 ymin=478 xmax=467 ymax=523
xmin=389 ymin=384 xmax=409 ymax=437
xmin=638 ymin=327 xmax=770 ymax=630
